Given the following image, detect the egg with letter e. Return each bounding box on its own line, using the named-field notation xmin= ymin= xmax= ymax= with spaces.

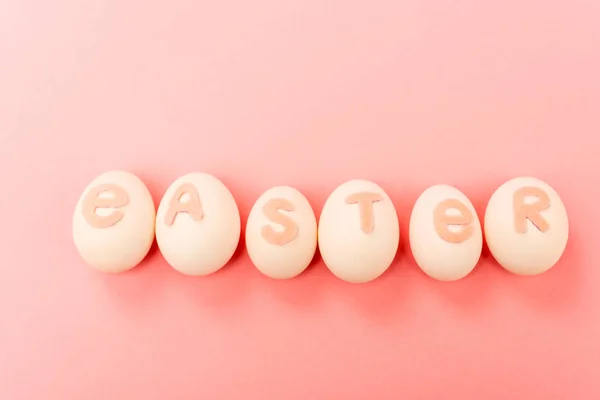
xmin=318 ymin=180 xmax=399 ymax=283
xmin=155 ymin=172 xmax=241 ymax=276
xmin=409 ymin=184 xmax=482 ymax=281
xmin=484 ymin=176 xmax=569 ymax=275
xmin=72 ymin=170 xmax=156 ymax=273
xmin=246 ymin=186 xmax=317 ymax=279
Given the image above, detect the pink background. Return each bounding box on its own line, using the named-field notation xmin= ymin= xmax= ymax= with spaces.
xmin=1 ymin=0 xmax=599 ymax=398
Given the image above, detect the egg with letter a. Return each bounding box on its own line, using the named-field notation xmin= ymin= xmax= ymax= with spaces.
xmin=155 ymin=172 xmax=241 ymax=276
xmin=318 ymin=179 xmax=399 ymax=283
xmin=72 ymin=170 xmax=156 ymax=273
xmin=484 ymin=176 xmax=568 ymax=275
xmin=246 ymin=186 xmax=317 ymax=279
xmin=409 ymin=184 xmax=482 ymax=281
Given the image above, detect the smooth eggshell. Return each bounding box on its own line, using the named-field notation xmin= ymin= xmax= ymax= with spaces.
xmin=155 ymin=172 xmax=241 ymax=276
xmin=318 ymin=180 xmax=399 ymax=283
xmin=72 ymin=170 xmax=156 ymax=273
xmin=246 ymin=186 xmax=317 ymax=279
xmin=484 ymin=176 xmax=569 ymax=275
xmin=409 ymin=184 xmax=482 ymax=281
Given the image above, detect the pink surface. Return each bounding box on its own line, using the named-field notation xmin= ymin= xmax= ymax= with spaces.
xmin=1 ymin=0 xmax=599 ymax=398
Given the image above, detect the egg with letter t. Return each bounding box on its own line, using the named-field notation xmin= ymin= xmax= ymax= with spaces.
xmin=318 ymin=179 xmax=399 ymax=283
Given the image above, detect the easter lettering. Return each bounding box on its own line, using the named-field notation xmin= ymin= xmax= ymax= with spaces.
xmin=345 ymin=192 xmax=383 ymax=234
xmin=433 ymin=199 xmax=474 ymax=244
xmin=261 ymin=198 xmax=299 ymax=246
xmin=74 ymin=172 xmax=569 ymax=281
xmin=512 ymin=186 xmax=550 ymax=234
xmin=81 ymin=183 xmax=129 ymax=228
xmin=164 ymin=183 xmax=204 ymax=226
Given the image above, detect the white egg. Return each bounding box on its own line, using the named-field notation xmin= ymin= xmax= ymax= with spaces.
xmin=155 ymin=172 xmax=240 ymax=276
xmin=484 ymin=176 xmax=569 ymax=275
xmin=72 ymin=170 xmax=156 ymax=273
xmin=246 ymin=186 xmax=317 ymax=279
xmin=409 ymin=184 xmax=482 ymax=281
xmin=318 ymin=180 xmax=399 ymax=283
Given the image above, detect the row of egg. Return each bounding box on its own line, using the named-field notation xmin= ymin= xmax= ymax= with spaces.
xmin=73 ymin=171 xmax=569 ymax=282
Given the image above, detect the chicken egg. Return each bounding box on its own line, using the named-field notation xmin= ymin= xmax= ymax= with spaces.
xmin=155 ymin=172 xmax=241 ymax=276
xmin=409 ymin=184 xmax=482 ymax=281
xmin=484 ymin=176 xmax=568 ymax=275
xmin=246 ymin=186 xmax=317 ymax=279
xmin=72 ymin=170 xmax=156 ymax=273
xmin=318 ymin=180 xmax=399 ymax=283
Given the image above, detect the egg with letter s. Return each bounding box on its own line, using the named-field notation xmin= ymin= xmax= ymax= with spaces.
xmin=246 ymin=186 xmax=317 ymax=279
xmin=72 ymin=170 xmax=156 ymax=273
xmin=318 ymin=179 xmax=399 ymax=283
xmin=409 ymin=184 xmax=482 ymax=281
xmin=155 ymin=172 xmax=241 ymax=276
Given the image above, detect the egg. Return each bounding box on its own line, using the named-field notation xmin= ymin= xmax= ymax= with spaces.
xmin=409 ymin=185 xmax=482 ymax=281
xmin=72 ymin=170 xmax=156 ymax=273
xmin=318 ymin=180 xmax=399 ymax=283
xmin=155 ymin=172 xmax=240 ymax=276
xmin=246 ymin=186 xmax=317 ymax=279
xmin=484 ymin=177 xmax=569 ymax=275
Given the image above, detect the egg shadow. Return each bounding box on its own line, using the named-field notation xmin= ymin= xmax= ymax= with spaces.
xmin=144 ymin=236 xmax=161 ymax=259
xmin=169 ymin=257 xmax=253 ymax=310
xmin=424 ymin=259 xmax=499 ymax=315
xmin=504 ymin=229 xmax=582 ymax=313
xmin=328 ymin=267 xmax=415 ymax=325
xmin=259 ymin=246 xmax=330 ymax=309
xmin=97 ymin=249 xmax=171 ymax=314
xmin=180 ymin=214 xmax=253 ymax=309
xmin=326 ymin=232 xmax=415 ymax=324
xmin=215 ymin=227 xmax=247 ymax=274
xmin=305 ymin=244 xmax=323 ymax=272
